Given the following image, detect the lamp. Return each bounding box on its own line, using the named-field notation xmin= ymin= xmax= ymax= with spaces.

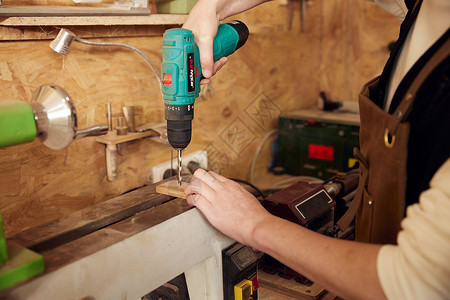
xmin=50 ymin=28 xmax=161 ymax=85
xmin=0 ymin=85 xmax=108 ymax=150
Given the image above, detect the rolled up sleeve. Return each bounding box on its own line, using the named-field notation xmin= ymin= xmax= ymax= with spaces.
xmin=377 ymin=158 xmax=450 ymax=300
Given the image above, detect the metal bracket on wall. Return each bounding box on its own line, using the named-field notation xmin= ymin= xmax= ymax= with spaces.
xmin=0 ymin=0 xmax=150 ymax=16
xmin=287 ymin=0 xmax=306 ymax=32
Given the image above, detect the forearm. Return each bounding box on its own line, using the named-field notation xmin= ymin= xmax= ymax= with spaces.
xmin=189 ymin=0 xmax=270 ymax=22
xmin=184 ymin=170 xmax=387 ymax=299
xmin=253 ymin=216 xmax=387 ymax=300
xmin=214 ymin=0 xmax=272 ymax=20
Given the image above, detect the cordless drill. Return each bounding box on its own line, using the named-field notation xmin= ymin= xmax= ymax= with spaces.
xmin=161 ymin=21 xmax=249 ymax=183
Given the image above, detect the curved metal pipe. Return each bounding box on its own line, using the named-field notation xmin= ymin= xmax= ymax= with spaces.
xmin=50 ymin=28 xmax=161 ymax=86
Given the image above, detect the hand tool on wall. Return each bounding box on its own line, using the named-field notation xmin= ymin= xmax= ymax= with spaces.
xmin=287 ymin=0 xmax=306 ymax=32
xmin=161 ymin=20 xmax=249 ymax=185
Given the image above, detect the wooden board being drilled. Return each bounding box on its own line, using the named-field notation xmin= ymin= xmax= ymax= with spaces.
xmin=156 ymin=180 xmax=188 ymax=199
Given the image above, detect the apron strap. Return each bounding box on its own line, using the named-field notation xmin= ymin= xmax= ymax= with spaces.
xmin=387 ymin=36 xmax=450 ymax=136
xmin=336 ymin=148 xmax=368 ymax=231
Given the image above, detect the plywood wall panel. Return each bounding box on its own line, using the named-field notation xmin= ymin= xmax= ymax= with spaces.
xmin=0 ymin=35 xmax=171 ymax=236
xmin=319 ymin=0 xmax=401 ymax=102
xmin=0 ymin=0 xmax=401 ymax=236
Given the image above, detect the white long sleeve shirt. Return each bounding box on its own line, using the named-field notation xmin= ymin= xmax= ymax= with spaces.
xmin=374 ymin=1 xmax=450 ymax=299
xmin=377 ymin=158 xmax=450 ymax=299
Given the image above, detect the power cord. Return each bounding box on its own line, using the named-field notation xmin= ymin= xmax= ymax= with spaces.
xmin=230 ymin=178 xmax=265 ymax=201
xmin=250 ymin=129 xmax=278 ymax=185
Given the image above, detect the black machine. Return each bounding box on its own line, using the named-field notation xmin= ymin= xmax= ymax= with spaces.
xmin=260 ymin=171 xmax=359 ymax=283
xmin=222 ymin=242 xmax=264 ymax=300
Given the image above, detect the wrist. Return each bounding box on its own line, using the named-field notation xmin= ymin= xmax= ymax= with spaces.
xmin=249 ymin=213 xmax=279 ymax=252
xmin=211 ymin=0 xmax=229 ymax=21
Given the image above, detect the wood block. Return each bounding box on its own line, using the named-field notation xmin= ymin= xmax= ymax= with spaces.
xmin=156 ymin=180 xmax=188 ymax=199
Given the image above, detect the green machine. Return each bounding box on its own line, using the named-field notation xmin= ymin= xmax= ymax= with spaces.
xmin=0 ymin=85 xmax=108 ymax=290
xmin=276 ymin=109 xmax=360 ymax=180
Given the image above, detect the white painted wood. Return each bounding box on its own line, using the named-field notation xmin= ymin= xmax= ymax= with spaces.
xmin=185 ymin=233 xmax=233 ymax=300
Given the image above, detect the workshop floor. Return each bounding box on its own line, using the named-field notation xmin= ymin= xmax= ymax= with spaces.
xmin=259 ymin=287 xmax=299 ymax=300
xmin=259 ymin=285 xmax=339 ymax=300
xmin=258 ymin=265 xmax=340 ymax=300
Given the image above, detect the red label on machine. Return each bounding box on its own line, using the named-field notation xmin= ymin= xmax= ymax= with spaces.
xmin=308 ymin=144 xmax=334 ymax=161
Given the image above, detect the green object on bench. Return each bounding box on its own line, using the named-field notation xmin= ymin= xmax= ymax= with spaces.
xmin=0 ymin=214 xmax=7 ymax=265
xmin=0 ymin=213 xmax=45 ymax=290
xmin=0 ymin=242 xmax=45 ymax=290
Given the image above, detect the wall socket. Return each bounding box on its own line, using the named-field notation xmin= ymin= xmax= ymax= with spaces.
xmin=149 ymin=150 xmax=208 ymax=183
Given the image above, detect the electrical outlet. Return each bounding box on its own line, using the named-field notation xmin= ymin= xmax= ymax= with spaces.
xmin=149 ymin=150 xmax=208 ymax=183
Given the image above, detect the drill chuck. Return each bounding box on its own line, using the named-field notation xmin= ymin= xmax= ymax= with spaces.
xmin=165 ymin=103 xmax=193 ymax=149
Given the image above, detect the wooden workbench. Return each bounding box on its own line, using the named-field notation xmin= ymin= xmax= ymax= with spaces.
xmin=1 ymin=177 xmax=234 ymax=299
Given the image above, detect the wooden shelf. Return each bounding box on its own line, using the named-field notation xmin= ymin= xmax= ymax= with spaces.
xmin=95 ymin=130 xmax=158 ymax=145
xmin=0 ymin=14 xmax=188 ymax=26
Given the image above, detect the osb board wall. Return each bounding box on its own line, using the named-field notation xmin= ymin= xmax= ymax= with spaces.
xmin=0 ymin=0 xmax=401 ymax=236
xmin=0 ymin=36 xmax=169 ymax=235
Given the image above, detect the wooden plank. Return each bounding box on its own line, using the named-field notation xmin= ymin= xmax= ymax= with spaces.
xmin=282 ymin=108 xmax=360 ymax=126
xmin=39 ymin=197 xmax=190 ymax=273
xmin=0 ymin=5 xmax=151 ymax=17
xmin=95 ymin=130 xmax=158 ymax=145
xmin=9 ymin=178 xmax=175 ymax=252
xmin=2 ymin=0 xmax=112 ymax=4
xmin=0 ymin=14 xmax=187 ymax=26
xmin=156 ymin=180 xmax=188 ymax=199
xmin=0 ymin=24 xmax=174 ymax=41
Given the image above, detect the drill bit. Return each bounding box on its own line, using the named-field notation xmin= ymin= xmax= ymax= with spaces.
xmin=177 ymin=149 xmax=182 ymax=186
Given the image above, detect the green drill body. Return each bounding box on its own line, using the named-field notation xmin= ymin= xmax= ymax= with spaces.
xmin=161 ymin=21 xmax=249 ymax=150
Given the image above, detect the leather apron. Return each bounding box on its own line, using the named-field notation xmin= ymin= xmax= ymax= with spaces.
xmin=337 ymin=28 xmax=450 ymax=245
